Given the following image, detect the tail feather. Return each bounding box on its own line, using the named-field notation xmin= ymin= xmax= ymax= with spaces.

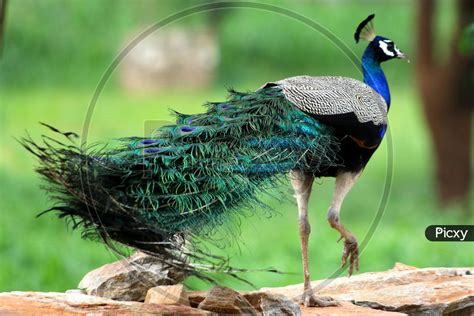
xmin=21 ymin=86 xmax=340 ymax=282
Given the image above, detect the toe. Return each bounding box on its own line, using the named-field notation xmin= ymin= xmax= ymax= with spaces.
xmin=342 ymin=237 xmax=359 ymax=276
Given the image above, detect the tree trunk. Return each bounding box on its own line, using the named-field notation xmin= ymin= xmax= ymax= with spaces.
xmin=416 ymin=0 xmax=473 ymax=207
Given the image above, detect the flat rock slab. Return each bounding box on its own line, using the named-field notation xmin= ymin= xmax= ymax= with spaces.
xmin=189 ymin=291 xmax=402 ymax=315
xmin=2 ymin=264 xmax=472 ymax=315
xmin=0 ymin=291 xmax=211 ymax=315
xmin=259 ymin=265 xmax=474 ymax=315
xmin=301 ymin=302 xmax=406 ymax=315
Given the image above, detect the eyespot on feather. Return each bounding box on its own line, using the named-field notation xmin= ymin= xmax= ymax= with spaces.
xmin=144 ymin=147 xmax=162 ymax=154
xmin=218 ymin=103 xmax=233 ymax=110
xmin=140 ymin=139 xmax=158 ymax=145
xmin=180 ymin=126 xmax=196 ymax=133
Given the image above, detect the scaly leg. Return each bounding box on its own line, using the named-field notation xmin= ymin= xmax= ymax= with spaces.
xmin=290 ymin=170 xmax=339 ymax=307
xmin=327 ymin=171 xmax=362 ymax=275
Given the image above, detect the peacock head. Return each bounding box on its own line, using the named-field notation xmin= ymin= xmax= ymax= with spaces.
xmin=355 ymin=14 xmax=408 ymax=63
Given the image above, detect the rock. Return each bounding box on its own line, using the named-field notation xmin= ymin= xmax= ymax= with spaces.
xmin=0 ymin=291 xmax=212 ymax=315
xmin=257 ymin=293 xmax=302 ymax=315
xmin=189 ymin=290 xmax=207 ymax=307
xmin=2 ymin=264 xmax=472 ymax=315
xmin=145 ymin=284 xmax=189 ymax=306
xmin=78 ymin=251 xmax=185 ymax=301
xmin=198 ymin=285 xmax=258 ymax=315
xmin=259 ymin=264 xmax=474 ymax=315
xmin=243 ymin=292 xmax=301 ymax=315
xmin=300 ymin=302 xmax=406 ymax=315
xmin=192 ymin=290 xmax=401 ymax=315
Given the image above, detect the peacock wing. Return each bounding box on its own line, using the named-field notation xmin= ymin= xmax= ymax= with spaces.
xmin=265 ymin=76 xmax=388 ymax=145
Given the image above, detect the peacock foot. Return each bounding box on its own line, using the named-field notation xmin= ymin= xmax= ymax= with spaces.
xmin=340 ymin=234 xmax=359 ymax=275
xmin=299 ymin=290 xmax=340 ymax=307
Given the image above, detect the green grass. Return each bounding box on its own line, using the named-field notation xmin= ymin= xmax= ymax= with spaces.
xmin=1 ymin=86 xmax=472 ymax=292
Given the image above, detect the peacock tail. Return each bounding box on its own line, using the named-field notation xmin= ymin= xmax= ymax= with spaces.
xmin=21 ymin=85 xmax=340 ymax=281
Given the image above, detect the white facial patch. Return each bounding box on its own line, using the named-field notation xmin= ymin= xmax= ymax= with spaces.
xmin=378 ymin=40 xmax=395 ymax=57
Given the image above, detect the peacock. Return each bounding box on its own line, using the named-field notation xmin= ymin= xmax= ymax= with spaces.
xmin=22 ymin=14 xmax=406 ymax=307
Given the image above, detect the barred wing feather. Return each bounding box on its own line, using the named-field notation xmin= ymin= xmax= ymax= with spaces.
xmin=270 ymin=76 xmax=387 ymax=126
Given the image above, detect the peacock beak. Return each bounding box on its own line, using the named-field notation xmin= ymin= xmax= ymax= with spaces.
xmin=396 ymin=50 xmax=410 ymax=63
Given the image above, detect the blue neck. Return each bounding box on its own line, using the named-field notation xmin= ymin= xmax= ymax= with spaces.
xmin=362 ymin=48 xmax=391 ymax=107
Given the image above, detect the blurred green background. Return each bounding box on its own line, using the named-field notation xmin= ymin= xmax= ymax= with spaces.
xmin=0 ymin=0 xmax=472 ymax=292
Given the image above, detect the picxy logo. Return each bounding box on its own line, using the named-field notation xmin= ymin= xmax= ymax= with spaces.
xmin=425 ymin=225 xmax=473 ymax=242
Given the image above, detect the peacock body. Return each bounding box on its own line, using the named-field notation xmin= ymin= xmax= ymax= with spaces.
xmin=23 ymin=14 xmax=406 ymax=304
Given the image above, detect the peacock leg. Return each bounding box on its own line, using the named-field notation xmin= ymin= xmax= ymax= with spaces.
xmin=290 ymin=170 xmax=340 ymax=308
xmin=327 ymin=170 xmax=362 ymax=275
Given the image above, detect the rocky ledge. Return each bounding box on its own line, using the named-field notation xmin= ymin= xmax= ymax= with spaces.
xmin=0 ymin=263 xmax=472 ymax=315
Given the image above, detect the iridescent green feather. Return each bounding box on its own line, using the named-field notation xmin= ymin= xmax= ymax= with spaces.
xmin=21 ymin=86 xmax=340 ymax=281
